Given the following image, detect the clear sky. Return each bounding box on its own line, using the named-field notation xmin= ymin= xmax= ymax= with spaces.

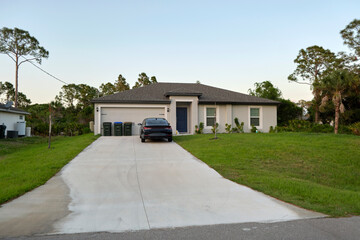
xmin=1 ymin=0 xmax=359 ymax=104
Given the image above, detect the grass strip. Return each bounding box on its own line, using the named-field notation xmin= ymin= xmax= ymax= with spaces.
xmin=174 ymin=132 xmax=360 ymax=216
xmin=0 ymin=134 xmax=99 ymax=204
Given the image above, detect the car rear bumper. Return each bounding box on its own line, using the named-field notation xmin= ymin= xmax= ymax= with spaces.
xmin=144 ymin=133 xmax=172 ymax=139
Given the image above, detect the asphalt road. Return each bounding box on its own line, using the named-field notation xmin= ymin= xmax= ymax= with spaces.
xmin=2 ymin=216 xmax=359 ymax=240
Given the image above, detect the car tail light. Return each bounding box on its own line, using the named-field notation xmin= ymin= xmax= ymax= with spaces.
xmin=165 ymin=126 xmax=172 ymax=129
xmin=144 ymin=127 xmax=152 ymax=130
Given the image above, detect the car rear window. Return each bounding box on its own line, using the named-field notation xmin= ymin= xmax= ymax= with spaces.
xmin=145 ymin=119 xmax=169 ymax=126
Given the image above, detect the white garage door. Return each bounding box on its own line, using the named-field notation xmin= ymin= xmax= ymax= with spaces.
xmin=101 ymin=107 xmax=165 ymax=135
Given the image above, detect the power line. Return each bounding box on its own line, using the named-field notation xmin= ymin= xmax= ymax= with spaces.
xmin=20 ymin=56 xmax=69 ymax=85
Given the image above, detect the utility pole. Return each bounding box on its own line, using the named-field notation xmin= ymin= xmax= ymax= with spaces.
xmin=48 ymin=103 xmax=52 ymax=149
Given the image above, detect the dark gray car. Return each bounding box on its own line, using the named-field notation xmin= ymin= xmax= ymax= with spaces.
xmin=139 ymin=118 xmax=173 ymax=142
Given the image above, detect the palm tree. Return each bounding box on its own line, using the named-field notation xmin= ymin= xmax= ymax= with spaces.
xmin=320 ymin=70 xmax=357 ymax=134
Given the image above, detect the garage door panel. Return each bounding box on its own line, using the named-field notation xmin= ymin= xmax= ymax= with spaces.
xmin=101 ymin=107 xmax=165 ymax=135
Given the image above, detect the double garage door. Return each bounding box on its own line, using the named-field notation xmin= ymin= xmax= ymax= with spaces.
xmin=101 ymin=107 xmax=165 ymax=135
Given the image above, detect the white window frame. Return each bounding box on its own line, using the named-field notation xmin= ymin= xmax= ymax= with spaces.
xmin=248 ymin=106 xmax=262 ymax=129
xmin=204 ymin=105 xmax=219 ymax=128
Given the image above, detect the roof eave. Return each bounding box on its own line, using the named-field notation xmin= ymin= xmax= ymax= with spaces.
xmin=0 ymin=109 xmax=30 ymax=115
xmin=198 ymin=100 xmax=280 ymax=105
xmin=91 ymin=100 xmax=171 ymax=104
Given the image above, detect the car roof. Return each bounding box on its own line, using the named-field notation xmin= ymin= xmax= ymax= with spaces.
xmin=145 ymin=118 xmax=167 ymax=121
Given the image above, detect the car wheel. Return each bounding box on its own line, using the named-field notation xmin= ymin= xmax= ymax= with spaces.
xmin=141 ymin=137 xmax=145 ymax=143
xmin=168 ymin=137 xmax=172 ymax=142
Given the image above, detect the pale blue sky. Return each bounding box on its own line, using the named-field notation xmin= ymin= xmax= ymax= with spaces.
xmin=0 ymin=0 xmax=359 ymax=104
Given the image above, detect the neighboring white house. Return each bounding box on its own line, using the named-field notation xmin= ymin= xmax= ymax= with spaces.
xmin=92 ymin=83 xmax=279 ymax=135
xmin=0 ymin=104 xmax=29 ymax=137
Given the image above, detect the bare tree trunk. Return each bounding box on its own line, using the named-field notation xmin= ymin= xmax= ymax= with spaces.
xmin=15 ymin=56 xmax=19 ymax=108
xmin=313 ymin=81 xmax=321 ymax=124
xmin=48 ymin=104 xmax=52 ymax=149
xmin=334 ymin=100 xmax=340 ymax=135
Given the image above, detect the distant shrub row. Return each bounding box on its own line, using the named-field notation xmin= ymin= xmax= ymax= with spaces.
xmin=31 ymin=122 xmax=91 ymax=136
xmin=275 ymin=119 xmax=360 ymax=135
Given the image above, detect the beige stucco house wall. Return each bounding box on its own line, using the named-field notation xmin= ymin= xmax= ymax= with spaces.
xmin=198 ymin=104 xmax=277 ymax=134
xmin=92 ymin=83 xmax=279 ymax=136
xmin=94 ymin=102 xmax=277 ymax=135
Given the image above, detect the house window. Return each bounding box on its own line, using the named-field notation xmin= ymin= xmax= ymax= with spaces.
xmin=206 ymin=107 xmax=216 ymax=127
xmin=19 ymin=115 xmax=23 ymax=120
xmin=250 ymin=108 xmax=260 ymax=126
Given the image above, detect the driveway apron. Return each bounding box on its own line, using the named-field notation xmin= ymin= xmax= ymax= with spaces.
xmin=0 ymin=136 xmax=325 ymax=236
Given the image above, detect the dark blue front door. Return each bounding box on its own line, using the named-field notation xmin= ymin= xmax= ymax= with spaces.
xmin=176 ymin=107 xmax=187 ymax=132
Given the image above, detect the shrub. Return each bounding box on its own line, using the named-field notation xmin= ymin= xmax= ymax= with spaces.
xmin=288 ymin=119 xmax=312 ymax=132
xmin=338 ymin=125 xmax=352 ymax=134
xmin=211 ymin=123 xmax=219 ymax=134
xmin=349 ymin=122 xmax=360 ymax=135
xmin=195 ymin=122 xmax=204 ymax=134
xmin=251 ymin=125 xmax=257 ymax=133
xmin=310 ymin=124 xmax=334 ymax=133
xmin=225 ymin=123 xmax=232 ymax=133
xmin=81 ymin=127 xmax=92 ymax=134
xmin=275 ymin=126 xmax=290 ymax=132
xmin=276 ymin=119 xmax=356 ymax=135
xmin=234 ymin=118 xmax=244 ymax=133
xmin=269 ymin=126 xmax=276 ymax=133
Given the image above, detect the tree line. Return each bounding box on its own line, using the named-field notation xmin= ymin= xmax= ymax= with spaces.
xmin=0 ymin=72 xmax=157 ymax=136
xmin=287 ymin=19 xmax=360 ymax=134
xmin=1 ymin=21 xmax=359 ymax=136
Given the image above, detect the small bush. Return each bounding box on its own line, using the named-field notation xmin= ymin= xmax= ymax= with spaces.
xmin=234 ymin=118 xmax=244 ymax=133
xmin=275 ymin=126 xmax=290 ymax=132
xmin=288 ymin=119 xmax=312 ymax=132
xmin=338 ymin=125 xmax=352 ymax=134
xmin=211 ymin=123 xmax=219 ymax=134
xmin=231 ymin=127 xmax=238 ymax=133
xmin=269 ymin=126 xmax=276 ymax=133
xmin=195 ymin=122 xmax=204 ymax=134
xmin=349 ymin=122 xmax=360 ymax=136
xmin=310 ymin=124 xmax=333 ymax=133
xmin=251 ymin=125 xmax=257 ymax=133
xmin=225 ymin=123 xmax=232 ymax=133
xmin=81 ymin=127 xmax=92 ymax=134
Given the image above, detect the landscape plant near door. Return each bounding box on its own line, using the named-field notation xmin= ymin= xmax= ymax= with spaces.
xmin=195 ymin=122 xmax=204 ymax=134
xmin=174 ymin=133 xmax=360 ymax=217
xmin=234 ymin=118 xmax=244 ymax=133
xmin=225 ymin=123 xmax=232 ymax=133
xmin=211 ymin=123 xmax=219 ymax=134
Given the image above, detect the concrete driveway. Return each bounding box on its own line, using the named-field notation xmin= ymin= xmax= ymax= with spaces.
xmin=0 ymin=136 xmax=325 ymax=237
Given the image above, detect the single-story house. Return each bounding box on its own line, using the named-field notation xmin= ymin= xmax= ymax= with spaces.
xmin=91 ymin=83 xmax=279 ymax=135
xmin=0 ymin=104 xmax=29 ymax=137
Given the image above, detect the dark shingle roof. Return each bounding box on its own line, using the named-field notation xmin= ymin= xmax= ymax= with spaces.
xmin=92 ymin=83 xmax=279 ymax=105
xmin=0 ymin=104 xmax=30 ymax=115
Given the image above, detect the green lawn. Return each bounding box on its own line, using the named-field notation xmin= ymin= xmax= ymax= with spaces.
xmin=174 ymin=132 xmax=360 ymax=217
xmin=0 ymin=134 xmax=99 ymax=204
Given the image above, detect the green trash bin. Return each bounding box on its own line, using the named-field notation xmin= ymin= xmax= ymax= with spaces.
xmin=0 ymin=124 xmax=6 ymax=139
xmin=114 ymin=122 xmax=123 ymax=136
xmin=103 ymin=122 xmax=112 ymax=136
xmin=124 ymin=122 xmax=132 ymax=136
